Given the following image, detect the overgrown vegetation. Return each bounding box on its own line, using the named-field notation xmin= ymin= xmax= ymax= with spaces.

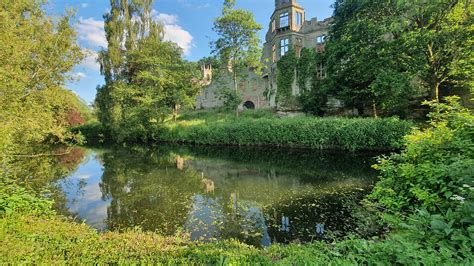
xmin=325 ymin=0 xmax=473 ymax=115
xmin=368 ymin=97 xmax=474 ymax=259
xmin=157 ymin=111 xmax=412 ymax=151
xmin=94 ymin=0 xmax=200 ymax=143
xmin=0 ymin=0 xmax=88 ymax=155
xmin=276 ymin=47 xmax=328 ymax=115
xmin=2 ymin=0 xmax=473 ymax=263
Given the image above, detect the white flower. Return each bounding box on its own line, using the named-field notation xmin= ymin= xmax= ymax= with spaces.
xmin=450 ymin=195 xmax=465 ymax=204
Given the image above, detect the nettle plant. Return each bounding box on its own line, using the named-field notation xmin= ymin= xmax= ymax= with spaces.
xmin=370 ymin=96 xmax=474 ymax=256
xmin=371 ymin=96 xmax=473 ymax=213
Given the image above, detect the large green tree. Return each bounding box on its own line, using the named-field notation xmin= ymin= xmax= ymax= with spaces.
xmin=326 ymin=0 xmax=415 ymax=117
xmin=96 ymin=0 xmax=200 ymax=142
xmin=326 ymin=0 xmax=472 ymax=117
xmin=396 ymin=0 xmax=473 ymax=102
xmin=0 ymin=0 xmax=84 ymax=155
xmin=211 ymin=0 xmax=262 ymax=94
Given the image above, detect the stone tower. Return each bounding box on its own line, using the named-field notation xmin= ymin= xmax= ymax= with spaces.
xmin=264 ymin=0 xmax=305 ymax=64
xmin=201 ymin=64 xmax=212 ymax=86
xmin=262 ymin=0 xmax=306 ymax=104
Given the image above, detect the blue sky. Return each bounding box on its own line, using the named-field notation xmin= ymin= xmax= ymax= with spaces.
xmin=46 ymin=0 xmax=334 ymax=103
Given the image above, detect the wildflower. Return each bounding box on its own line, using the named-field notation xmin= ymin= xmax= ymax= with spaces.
xmin=450 ymin=195 xmax=465 ymax=204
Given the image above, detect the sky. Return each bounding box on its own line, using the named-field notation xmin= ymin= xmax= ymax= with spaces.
xmin=45 ymin=0 xmax=334 ymax=103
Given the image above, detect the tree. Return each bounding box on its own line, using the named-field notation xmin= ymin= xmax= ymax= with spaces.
xmin=297 ymin=48 xmax=328 ymax=116
xmin=326 ymin=0 xmax=415 ymax=117
xmin=326 ymin=0 xmax=473 ymax=117
xmin=95 ymin=0 xmax=200 ymax=142
xmin=211 ymin=0 xmax=262 ymax=94
xmin=396 ymin=0 xmax=473 ymax=102
xmin=0 ymin=0 xmax=83 ymax=154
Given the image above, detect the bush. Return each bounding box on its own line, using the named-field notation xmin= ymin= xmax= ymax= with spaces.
xmin=158 ymin=116 xmax=413 ymax=151
xmin=370 ymin=97 xmax=474 ymax=259
xmin=71 ymin=121 xmax=110 ymax=145
xmin=371 ymin=97 xmax=473 ymax=212
xmin=0 ymin=177 xmax=54 ymax=217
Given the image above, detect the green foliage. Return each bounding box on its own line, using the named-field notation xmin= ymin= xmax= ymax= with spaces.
xmin=178 ymin=108 xmax=274 ymax=122
xmin=298 ymin=49 xmax=328 ymax=116
xmin=0 ymin=177 xmax=54 ymax=217
xmin=212 ymin=0 xmax=262 ymax=93
xmin=0 ymin=0 xmax=84 ymax=154
xmin=71 ymin=121 xmax=110 ymax=144
xmin=370 ymin=97 xmax=474 ymax=259
xmin=1 ymin=213 xmax=472 ymax=264
xmin=371 ymin=97 xmax=473 ymax=212
xmin=395 ymin=0 xmax=473 ymax=101
xmin=95 ymin=0 xmax=200 ymax=143
xmin=158 ymin=115 xmax=413 ymax=151
xmin=276 ymin=47 xmax=328 ymax=114
xmin=326 ymin=0 xmax=417 ymax=116
xmin=217 ymin=87 xmax=242 ymax=111
xmin=276 ymin=48 xmax=297 ymax=108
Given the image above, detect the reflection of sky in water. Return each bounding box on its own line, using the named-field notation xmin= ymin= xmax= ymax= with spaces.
xmin=56 ymin=146 xmax=377 ymax=245
xmin=59 ymin=153 xmax=110 ymax=231
xmin=185 ymin=195 xmax=224 ymax=241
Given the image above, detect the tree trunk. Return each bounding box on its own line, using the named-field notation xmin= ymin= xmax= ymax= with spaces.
xmin=172 ymin=104 xmax=178 ymax=122
xmin=372 ymin=100 xmax=378 ymax=118
xmin=431 ymin=82 xmax=440 ymax=103
xmin=232 ymin=62 xmax=237 ymax=93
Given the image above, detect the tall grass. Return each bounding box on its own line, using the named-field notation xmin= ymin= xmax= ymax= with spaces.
xmin=158 ymin=116 xmax=413 ymax=151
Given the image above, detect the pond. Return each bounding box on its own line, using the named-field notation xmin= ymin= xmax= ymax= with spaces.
xmin=48 ymin=145 xmax=380 ymax=247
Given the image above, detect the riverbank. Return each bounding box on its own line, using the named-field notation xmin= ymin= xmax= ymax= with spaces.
xmin=1 ymin=212 xmax=467 ymax=264
xmin=76 ymin=109 xmax=414 ymax=151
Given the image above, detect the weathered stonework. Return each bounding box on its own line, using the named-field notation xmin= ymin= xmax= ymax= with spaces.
xmin=196 ymin=0 xmax=331 ymax=110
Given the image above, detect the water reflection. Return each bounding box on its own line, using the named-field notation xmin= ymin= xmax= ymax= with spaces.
xmin=51 ymin=145 xmax=379 ymax=246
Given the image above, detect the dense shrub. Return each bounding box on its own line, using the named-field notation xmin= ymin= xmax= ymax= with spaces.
xmin=158 ymin=116 xmax=413 ymax=151
xmin=370 ymin=97 xmax=474 ymax=259
xmin=371 ymin=97 xmax=473 ymax=212
xmin=0 ymin=177 xmax=54 ymax=217
xmin=71 ymin=121 xmax=110 ymax=144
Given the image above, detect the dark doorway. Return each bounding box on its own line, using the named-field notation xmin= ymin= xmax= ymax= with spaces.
xmin=243 ymin=101 xmax=255 ymax=109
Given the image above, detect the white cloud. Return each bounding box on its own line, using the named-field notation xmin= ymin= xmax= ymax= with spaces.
xmin=81 ymin=3 xmax=88 ymax=8
xmin=162 ymin=25 xmax=194 ymax=56
xmin=155 ymin=13 xmax=178 ymax=25
xmin=76 ymin=17 xmax=107 ymax=48
xmin=81 ymin=49 xmax=100 ymax=71
xmin=75 ymin=13 xmax=193 ymax=56
xmin=72 ymin=72 xmax=87 ymax=80
xmin=152 ymin=10 xmax=194 ymax=56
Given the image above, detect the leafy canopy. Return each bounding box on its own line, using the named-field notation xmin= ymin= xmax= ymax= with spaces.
xmin=212 ymin=0 xmax=262 ymax=93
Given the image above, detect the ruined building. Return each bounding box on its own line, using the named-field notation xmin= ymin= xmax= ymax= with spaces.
xmin=196 ymin=0 xmax=331 ymax=110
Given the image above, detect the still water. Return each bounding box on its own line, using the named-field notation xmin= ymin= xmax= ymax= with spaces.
xmin=54 ymin=145 xmax=379 ymax=246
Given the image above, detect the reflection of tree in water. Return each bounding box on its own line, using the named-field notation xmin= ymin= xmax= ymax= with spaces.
xmin=98 ymin=149 xmax=202 ymax=234
xmin=264 ymin=190 xmax=368 ymax=244
xmin=160 ymin=144 xmax=379 ymax=184
xmin=6 ymin=146 xmax=88 ymax=216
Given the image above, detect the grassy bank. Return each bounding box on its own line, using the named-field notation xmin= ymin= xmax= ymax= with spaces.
xmin=2 ymin=214 xmax=470 ymax=264
xmin=156 ymin=110 xmax=413 ymax=151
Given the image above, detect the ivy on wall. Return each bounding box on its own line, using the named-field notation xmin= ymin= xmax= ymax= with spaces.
xmin=276 ymin=47 xmax=297 ymax=108
xmin=277 ymin=47 xmax=327 ymax=114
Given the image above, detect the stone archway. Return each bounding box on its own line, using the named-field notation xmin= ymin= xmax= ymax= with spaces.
xmin=243 ymin=101 xmax=255 ymax=110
